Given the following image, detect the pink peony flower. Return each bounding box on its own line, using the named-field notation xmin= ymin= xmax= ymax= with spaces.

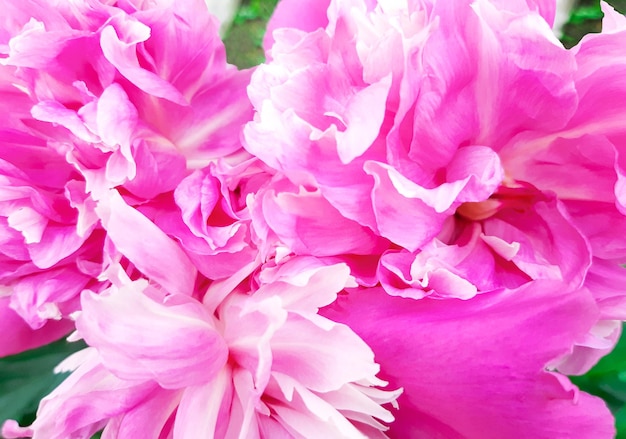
xmin=243 ymin=0 xmax=626 ymax=435
xmin=0 ymin=0 xmax=253 ymax=353
xmin=154 ymin=151 xmax=271 ymax=279
xmin=502 ymin=2 xmax=626 ymax=373
xmin=1 ymin=0 xmax=253 ymax=198
xmin=2 ymin=0 xmax=625 ymax=437
xmin=2 ymin=258 xmax=400 ymax=439
xmin=0 ymin=60 xmax=105 ymax=348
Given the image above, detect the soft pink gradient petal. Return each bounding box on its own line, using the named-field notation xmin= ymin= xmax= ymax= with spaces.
xmin=600 ymin=1 xmax=626 ymax=33
xmin=173 ymin=367 xmax=233 ymax=439
xmin=95 ymin=190 xmax=197 ymax=296
xmin=263 ymin=0 xmax=331 ymax=55
xmin=77 ymin=280 xmax=228 ymax=389
xmin=2 ymin=350 xmax=158 ymax=439
xmin=257 ymin=181 xmax=387 ymax=256
xmin=9 ymin=257 xmax=399 ymax=437
xmin=10 ymin=267 xmax=91 ymax=328
xmin=99 ymin=20 xmax=187 ymax=105
xmin=102 ymin=387 xmax=180 ymax=439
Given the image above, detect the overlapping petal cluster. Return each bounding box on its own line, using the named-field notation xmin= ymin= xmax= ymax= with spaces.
xmin=1 ymin=0 xmax=625 ymax=438
xmin=4 ymin=259 xmax=399 ymax=438
xmin=245 ymin=0 xmax=626 ymax=435
xmin=0 ymin=0 xmax=400 ymax=437
xmin=0 ymin=0 xmax=252 ymax=353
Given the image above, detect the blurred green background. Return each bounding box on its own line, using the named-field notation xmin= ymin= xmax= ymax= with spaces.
xmin=2 ymin=0 xmax=626 ymax=438
xmin=223 ymin=0 xmax=280 ymax=68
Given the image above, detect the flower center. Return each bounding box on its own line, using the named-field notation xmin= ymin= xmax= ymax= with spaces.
xmin=456 ymin=181 xmax=541 ymax=222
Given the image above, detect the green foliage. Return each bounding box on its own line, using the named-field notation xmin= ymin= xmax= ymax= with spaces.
xmin=0 ymin=338 xmax=86 ymax=429
xmin=569 ymin=4 xmax=604 ymax=24
xmin=233 ymin=0 xmax=279 ymax=24
xmin=560 ymin=0 xmax=602 ymax=47
xmin=224 ymin=0 xmax=280 ymax=68
xmin=610 ymin=0 xmax=626 ymax=13
xmin=560 ymin=0 xmax=626 ymax=47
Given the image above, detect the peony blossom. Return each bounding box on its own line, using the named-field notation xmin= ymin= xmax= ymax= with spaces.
xmin=243 ymin=0 xmax=626 ymax=436
xmin=0 ymin=0 xmax=252 ymax=354
xmin=3 ymin=258 xmax=400 ymax=439
xmin=2 ymin=0 xmax=626 ymax=437
xmin=0 ymin=51 xmax=105 ymax=351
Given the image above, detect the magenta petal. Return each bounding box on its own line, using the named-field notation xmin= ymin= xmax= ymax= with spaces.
xmin=27 ymin=224 xmax=85 ymax=269
xmin=10 ymin=268 xmax=91 ymax=329
xmin=260 ymin=184 xmax=386 ymax=257
xmin=95 ymin=84 xmax=138 ymax=150
xmin=322 ymin=282 xmax=614 ymax=438
xmin=0 ymin=296 xmax=72 ymax=357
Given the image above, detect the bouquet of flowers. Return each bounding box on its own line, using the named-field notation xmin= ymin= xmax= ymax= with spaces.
xmin=1 ymin=0 xmax=625 ymax=437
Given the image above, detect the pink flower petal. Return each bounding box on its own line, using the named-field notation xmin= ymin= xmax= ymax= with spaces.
xmin=99 ymin=19 xmax=187 ymax=105
xmin=0 ymin=296 xmax=72 ymax=357
xmin=322 ymin=282 xmax=614 ymax=438
xmin=263 ymin=0 xmax=331 ymax=55
xmin=77 ymin=280 xmax=228 ymax=389
xmin=95 ymin=190 xmax=197 ymax=296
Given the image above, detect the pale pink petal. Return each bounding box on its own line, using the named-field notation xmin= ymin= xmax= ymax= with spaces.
xmin=96 ymin=84 xmax=138 ymax=150
xmin=334 ymin=77 xmax=391 ymax=164
xmin=3 ymin=351 xmax=159 ymax=439
xmin=222 ymin=294 xmax=287 ymax=392
xmin=278 ymin=319 xmax=378 ymax=392
xmin=99 ymin=19 xmax=186 ymax=105
xmin=558 ymin=319 xmax=622 ymax=375
xmin=10 ymin=267 xmax=91 ymax=328
xmin=258 ymin=181 xmax=387 ymax=256
xmin=173 ymin=367 xmax=233 ymax=439
xmin=601 ymin=1 xmax=626 ymax=33
xmin=269 ymin=373 xmax=369 ymax=439
xmin=95 ymin=190 xmax=197 ymax=296
xmin=256 ymin=257 xmax=355 ymax=312
xmin=102 ymin=387 xmax=180 ymax=439
xmin=77 ymin=280 xmax=228 ymax=389
xmin=263 ymin=0 xmax=331 ymax=54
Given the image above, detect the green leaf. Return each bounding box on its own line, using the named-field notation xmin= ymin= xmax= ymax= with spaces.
xmin=224 ymin=0 xmax=280 ymax=68
xmin=0 ymin=338 xmax=86 ymax=428
xmin=569 ymin=5 xmax=604 ymax=24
